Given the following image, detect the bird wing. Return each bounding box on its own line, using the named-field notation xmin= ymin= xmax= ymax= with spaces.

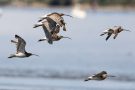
xmin=106 ymin=33 xmax=112 ymax=41
xmin=45 ymin=17 xmax=58 ymax=33
xmin=48 ymin=14 xmax=64 ymax=27
xmin=100 ymin=32 xmax=107 ymax=36
xmin=94 ymin=71 xmax=106 ymax=78
xmin=113 ymin=33 xmax=118 ymax=39
xmin=42 ymin=25 xmax=53 ymax=44
xmin=15 ymin=35 xmax=26 ymax=53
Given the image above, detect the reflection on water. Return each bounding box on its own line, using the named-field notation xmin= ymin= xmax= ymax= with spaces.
xmin=0 ymin=7 xmax=135 ymax=90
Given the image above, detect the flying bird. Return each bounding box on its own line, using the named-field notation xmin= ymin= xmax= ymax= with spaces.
xmin=38 ymin=33 xmax=71 ymax=42
xmin=100 ymin=26 xmax=131 ymax=41
xmin=8 ymin=35 xmax=39 ymax=58
xmin=38 ymin=12 xmax=73 ymax=31
xmin=33 ymin=19 xmax=60 ymax=44
xmin=84 ymin=71 xmax=115 ymax=81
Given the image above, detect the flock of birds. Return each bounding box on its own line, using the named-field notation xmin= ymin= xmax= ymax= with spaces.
xmin=7 ymin=12 xmax=131 ymax=81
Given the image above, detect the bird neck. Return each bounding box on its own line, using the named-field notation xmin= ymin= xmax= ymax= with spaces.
xmin=25 ymin=52 xmax=32 ymax=57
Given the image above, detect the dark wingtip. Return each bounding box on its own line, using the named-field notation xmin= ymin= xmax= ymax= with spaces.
xmin=38 ymin=39 xmax=43 ymax=42
xmin=15 ymin=34 xmax=19 ymax=38
xmin=38 ymin=19 xmax=42 ymax=22
xmin=84 ymin=79 xmax=89 ymax=81
xmin=33 ymin=25 xmax=37 ymax=28
xmin=8 ymin=56 xmax=12 ymax=58
xmin=11 ymin=40 xmax=14 ymax=42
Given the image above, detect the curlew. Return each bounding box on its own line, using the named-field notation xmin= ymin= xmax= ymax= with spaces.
xmin=38 ymin=33 xmax=71 ymax=42
xmin=84 ymin=71 xmax=115 ymax=81
xmin=38 ymin=12 xmax=73 ymax=31
xmin=8 ymin=35 xmax=39 ymax=58
xmin=33 ymin=19 xmax=61 ymax=44
xmin=100 ymin=26 xmax=131 ymax=41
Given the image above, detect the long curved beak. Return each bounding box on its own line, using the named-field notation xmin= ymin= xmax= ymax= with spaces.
xmin=64 ymin=14 xmax=73 ymax=18
xmin=38 ymin=39 xmax=46 ymax=42
xmin=107 ymin=75 xmax=116 ymax=77
xmin=63 ymin=37 xmax=72 ymax=40
xmin=32 ymin=54 xmax=39 ymax=57
xmin=123 ymin=29 xmax=131 ymax=32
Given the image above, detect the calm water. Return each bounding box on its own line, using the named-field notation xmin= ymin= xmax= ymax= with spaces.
xmin=0 ymin=7 xmax=135 ymax=90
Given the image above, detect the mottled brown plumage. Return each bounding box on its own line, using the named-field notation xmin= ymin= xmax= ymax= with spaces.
xmin=84 ymin=71 xmax=115 ymax=81
xmin=100 ymin=26 xmax=131 ymax=41
xmin=39 ymin=12 xmax=73 ymax=31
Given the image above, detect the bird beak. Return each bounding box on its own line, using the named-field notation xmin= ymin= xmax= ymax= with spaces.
xmin=123 ymin=29 xmax=131 ymax=32
xmin=38 ymin=39 xmax=46 ymax=42
xmin=63 ymin=37 xmax=72 ymax=40
xmin=64 ymin=14 xmax=74 ymax=18
xmin=107 ymin=75 xmax=116 ymax=77
xmin=32 ymin=54 xmax=39 ymax=57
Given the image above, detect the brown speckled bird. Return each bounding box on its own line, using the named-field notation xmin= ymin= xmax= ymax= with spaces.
xmin=84 ymin=71 xmax=115 ymax=81
xmin=38 ymin=12 xmax=73 ymax=31
xmin=100 ymin=26 xmax=131 ymax=41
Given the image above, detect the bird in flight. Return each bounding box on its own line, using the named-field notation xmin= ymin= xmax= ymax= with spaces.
xmin=84 ymin=71 xmax=115 ymax=81
xmin=8 ymin=35 xmax=39 ymax=58
xmin=100 ymin=26 xmax=131 ymax=41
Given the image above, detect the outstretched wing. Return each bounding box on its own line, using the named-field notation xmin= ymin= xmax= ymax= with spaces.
xmin=15 ymin=35 xmax=26 ymax=53
xmin=106 ymin=33 xmax=112 ymax=41
xmin=42 ymin=25 xmax=53 ymax=44
xmin=113 ymin=33 xmax=118 ymax=39
xmin=45 ymin=17 xmax=58 ymax=33
xmin=48 ymin=14 xmax=64 ymax=27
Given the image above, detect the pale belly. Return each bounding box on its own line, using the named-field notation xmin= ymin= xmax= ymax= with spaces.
xmin=15 ymin=53 xmax=25 ymax=58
